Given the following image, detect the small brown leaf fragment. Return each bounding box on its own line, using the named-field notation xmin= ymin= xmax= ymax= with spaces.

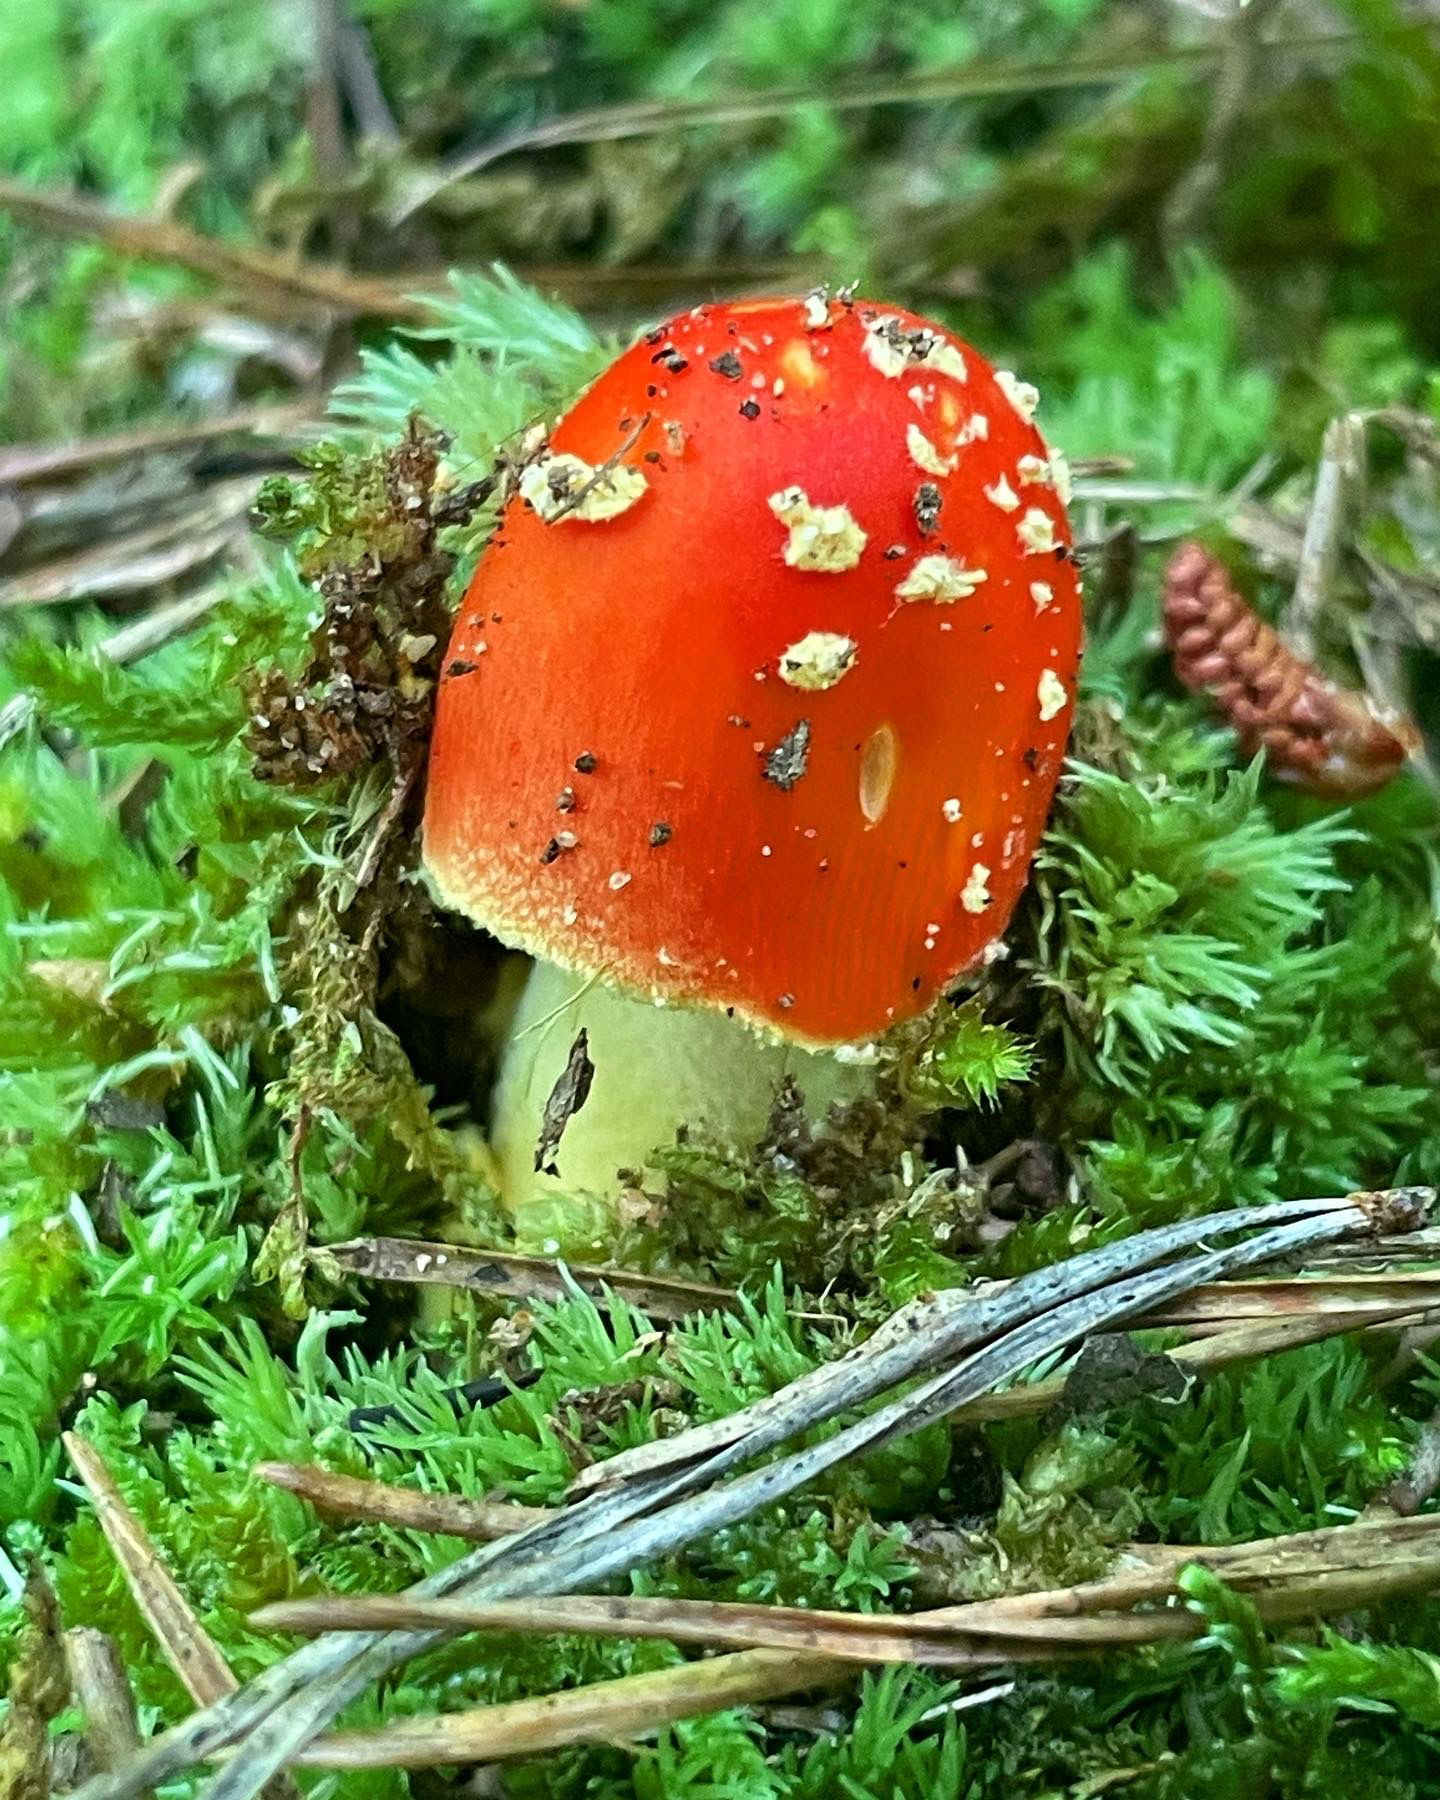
xmin=535 ymin=1029 xmax=595 ymax=1174
xmin=253 ymin=1191 xmax=312 ymax=1320
xmin=85 ymin=1090 xmax=165 ymax=1132
xmin=1057 ymin=1334 xmax=1191 ymax=1420
xmin=1163 ymin=541 xmax=1418 ymax=798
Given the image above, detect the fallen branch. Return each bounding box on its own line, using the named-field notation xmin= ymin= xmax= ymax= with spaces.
xmin=71 ymin=1188 xmax=1432 ymax=1800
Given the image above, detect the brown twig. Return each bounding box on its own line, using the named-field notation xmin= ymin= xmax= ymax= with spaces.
xmin=0 ymin=177 xmax=430 ymax=324
xmin=254 ymin=1463 xmax=551 ymax=1541
xmin=63 ymin=1435 xmax=239 ymax=1708
xmin=0 ymin=404 xmax=316 ymax=489
xmin=0 ymin=174 xmax=816 ymax=320
xmin=1383 ymin=1404 xmax=1440 ymax=1516
xmin=326 ymin=1237 xmax=1440 ymax=1339
xmin=63 ymin=1435 xmax=301 ymax=1800
xmin=253 ymin=1512 xmax=1440 ymax=1663
xmin=255 ymin=1592 xmax=1071 ymax=1664
xmin=1161 ymin=0 xmax=1284 ymax=252
xmin=0 ymin=1564 xmax=69 ymax=1799
xmin=64 ymin=1630 xmax=143 ymax=1778
xmin=304 ymin=0 xmax=350 ymax=205
xmin=1135 ymin=1271 xmax=1440 ymax=1326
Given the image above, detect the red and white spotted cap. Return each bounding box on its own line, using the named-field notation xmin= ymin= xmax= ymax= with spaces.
xmin=424 ymin=290 xmax=1082 ymax=1044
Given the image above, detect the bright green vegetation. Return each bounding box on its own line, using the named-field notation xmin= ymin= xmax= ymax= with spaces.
xmin=4 ymin=1 xmax=1440 ymax=1794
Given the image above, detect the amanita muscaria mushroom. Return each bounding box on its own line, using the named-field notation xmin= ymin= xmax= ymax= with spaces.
xmin=424 ymin=291 xmax=1081 ymax=1228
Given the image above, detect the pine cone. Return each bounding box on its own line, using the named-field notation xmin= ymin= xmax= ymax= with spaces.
xmin=1163 ymin=541 xmax=1416 ymax=799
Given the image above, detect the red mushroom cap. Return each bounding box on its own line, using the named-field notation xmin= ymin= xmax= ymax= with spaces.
xmin=424 ymin=293 xmax=1082 ymax=1045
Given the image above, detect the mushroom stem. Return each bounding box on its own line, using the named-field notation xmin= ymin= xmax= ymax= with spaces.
xmin=490 ymin=958 xmax=870 ymax=1242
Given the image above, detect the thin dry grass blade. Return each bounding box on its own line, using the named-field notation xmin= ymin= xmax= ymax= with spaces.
xmin=392 ymin=32 xmax=1361 ymax=216
xmin=251 ymin=1591 xmax=1068 ymax=1663
xmin=254 ymin=1513 xmax=1440 ymax=1674
xmin=1145 ymin=1273 xmax=1440 ymax=1325
xmin=299 ymin=1649 xmax=845 ymax=1769
xmin=254 ymin=1464 xmax=550 ymax=1541
xmin=323 ymin=1236 xmax=746 ymax=1322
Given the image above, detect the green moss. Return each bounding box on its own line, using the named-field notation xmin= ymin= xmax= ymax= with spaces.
xmin=4 ymin=226 xmax=1440 ymax=1797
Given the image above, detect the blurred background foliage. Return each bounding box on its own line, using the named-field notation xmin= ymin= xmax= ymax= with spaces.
xmin=5 ymin=0 xmax=1440 ymax=1795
